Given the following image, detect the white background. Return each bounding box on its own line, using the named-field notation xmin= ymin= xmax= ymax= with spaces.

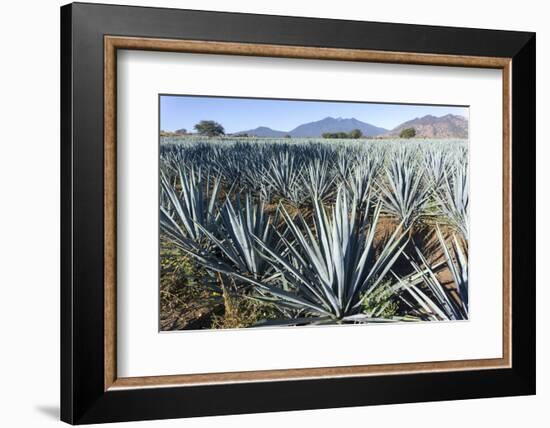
xmin=0 ymin=0 xmax=546 ymax=427
xmin=118 ymin=51 xmax=502 ymax=377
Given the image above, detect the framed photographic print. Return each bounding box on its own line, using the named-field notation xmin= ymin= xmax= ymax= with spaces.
xmin=60 ymin=2 xmax=536 ymax=425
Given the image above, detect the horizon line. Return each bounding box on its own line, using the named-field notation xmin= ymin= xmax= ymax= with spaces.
xmin=163 ymin=112 xmax=468 ymax=134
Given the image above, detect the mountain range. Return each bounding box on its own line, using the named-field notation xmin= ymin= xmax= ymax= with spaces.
xmin=233 ymin=114 xmax=467 ymax=139
xmin=234 ymin=126 xmax=288 ymax=138
xmin=235 ymin=117 xmax=387 ymax=138
xmin=383 ymin=114 xmax=468 ymax=139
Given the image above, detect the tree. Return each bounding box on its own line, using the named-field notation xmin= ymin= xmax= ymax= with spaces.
xmin=399 ymin=127 xmax=416 ymax=139
xmin=349 ymin=129 xmax=363 ymax=139
xmin=322 ymin=132 xmax=349 ymax=139
xmin=194 ymin=120 xmax=225 ymax=137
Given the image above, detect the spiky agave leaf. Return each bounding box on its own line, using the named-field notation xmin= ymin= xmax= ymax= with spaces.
xmin=436 ymin=225 xmax=468 ymax=315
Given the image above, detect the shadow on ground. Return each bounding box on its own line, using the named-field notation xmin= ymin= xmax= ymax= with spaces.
xmin=35 ymin=405 xmax=59 ymax=420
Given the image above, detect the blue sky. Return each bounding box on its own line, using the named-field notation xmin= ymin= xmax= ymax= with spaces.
xmin=160 ymin=95 xmax=468 ymax=134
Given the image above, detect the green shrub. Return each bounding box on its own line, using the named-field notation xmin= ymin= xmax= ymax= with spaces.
xmin=399 ymin=127 xmax=416 ymax=138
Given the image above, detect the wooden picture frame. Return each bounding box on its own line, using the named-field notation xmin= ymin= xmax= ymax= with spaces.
xmin=61 ymin=2 xmax=535 ymax=424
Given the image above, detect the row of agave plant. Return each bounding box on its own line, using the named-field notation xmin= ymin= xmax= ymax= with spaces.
xmin=160 ymin=138 xmax=469 ymax=327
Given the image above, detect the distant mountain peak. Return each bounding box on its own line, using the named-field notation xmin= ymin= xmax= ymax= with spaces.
xmin=234 ymin=116 xmax=388 ymax=138
xmin=288 ymin=116 xmax=388 ymax=137
xmin=233 ymin=126 xmax=287 ymax=137
xmin=385 ymin=114 xmax=468 ymax=139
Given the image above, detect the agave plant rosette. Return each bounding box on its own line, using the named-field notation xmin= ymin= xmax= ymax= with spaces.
xmin=379 ymin=148 xmax=430 ymax=227
xmin=300 ymin=157 xmax=337 ymax=203
xmin=436 ymin=161 xmax=469 ymax=238
xmin=424 ymin=146 xmax=449 ymax=188
xmin=344 ymin=153 xmax=381 ymax=209
xmin=187 ymin=194 xmax=282 ymax=282
xmin=159 ymin=165 xmax=221 ymax=249
xmin=397 ymin=225 xmax=468 ymax=321
xmin=220 ymin=190 xmax=416 ymax=325
xmin=263 ymin=150 xmax=304 ymax=205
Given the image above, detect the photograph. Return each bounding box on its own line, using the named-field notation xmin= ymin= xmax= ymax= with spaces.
xmin=159 ymin=95 xmax=470 ymax=331
xmin=53 ymin=2 xmax=536 ymax=424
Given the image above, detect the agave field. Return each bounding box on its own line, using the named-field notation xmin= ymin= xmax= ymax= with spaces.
xmin=159 ymin=136 xmax=469 ymax=330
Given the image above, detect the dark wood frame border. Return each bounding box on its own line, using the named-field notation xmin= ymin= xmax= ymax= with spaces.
xmin=61 ymin=2 xmax=535 ymax=424
xmin=104 ymin=36 xmax=512 ymax=390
